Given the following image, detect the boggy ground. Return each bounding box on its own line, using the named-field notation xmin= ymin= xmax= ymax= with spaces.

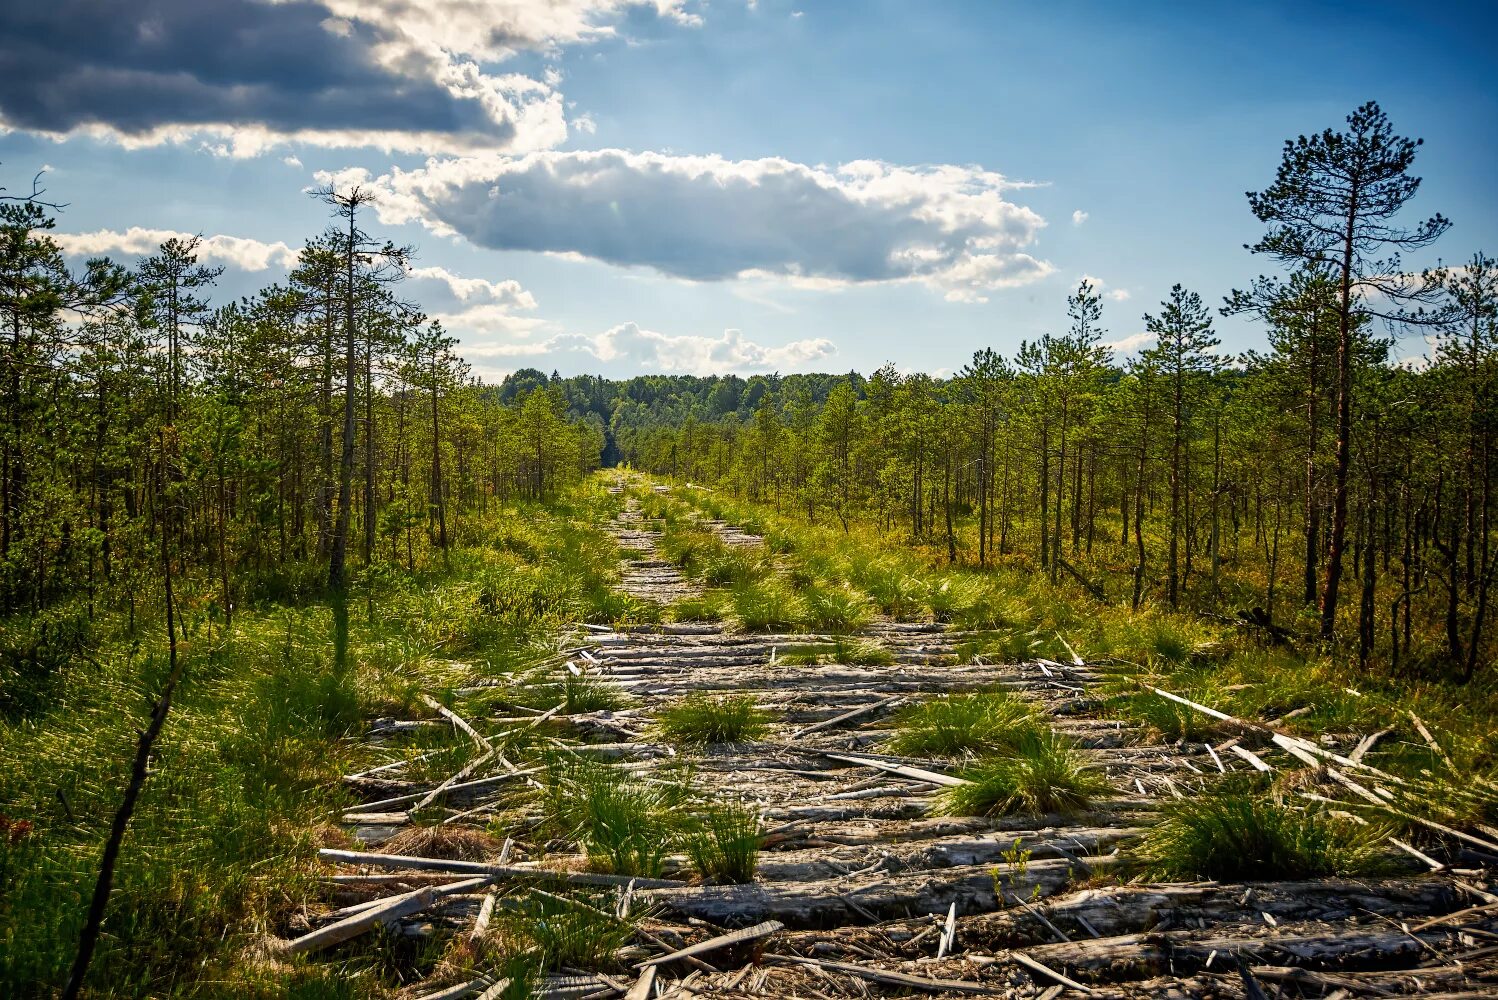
xmin=300 ymin=474 xmax=1498 ymax=999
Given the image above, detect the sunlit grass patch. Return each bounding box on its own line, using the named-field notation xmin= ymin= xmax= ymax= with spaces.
xmin=728 ymin=577 xmax=808 ymax=631
xmin=538 ymin=755 xmax=689 ymax=878
xmin=887 ymin=691 xmax=1044 ymax=758
xmin=655 ymin=693 xmax=771 ymax=747
xmin=497 ymin=893 xmax=631 ymax=971
xmin=682 ymin=803 xmax=763 ymax=884
xmin=778 ymin=637 xmax=892 ymax=666
xmin=934 ymin=734 xmax=1107 ymax=817
xmin=1132 ymin=792 xmax=1395 ymax=881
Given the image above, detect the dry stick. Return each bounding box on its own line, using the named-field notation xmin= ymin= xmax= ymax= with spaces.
xmin=1009 ymin=952 xmax=1095 ymax=994
xmin=64 ymin=465 xmax=186 ymax=1000
xmin=1007 ymin=892 xmax=1070 ymax=943
xmin=1409 ymin=711 xmax=1458 ymax=772
xmin=421 ymin=693 xmax=494 ymax=751
xmin=821 ymin=752 xmax=969 ymax=787
xmin=407 ymin=749 xmax=498 ymax=817
xmin=624 ymin=966 xmax=657 ymax=1000
xmin=638 ymin=919 xmax=784 ymax=967
xmin=936 ymin=902 xmax=958 ymax=959
xmin=792 ymin=697 xmax=901 ymax=739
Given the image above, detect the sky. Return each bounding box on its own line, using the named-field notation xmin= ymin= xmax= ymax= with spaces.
xmin=3 ymin=0 xmax=1495 ymax=380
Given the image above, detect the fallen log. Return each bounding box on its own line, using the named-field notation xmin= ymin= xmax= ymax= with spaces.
xmin=767 ymin=954 xmax=1007 ymax=995
xmin=318 ymin=848 xmax=685 ymax=889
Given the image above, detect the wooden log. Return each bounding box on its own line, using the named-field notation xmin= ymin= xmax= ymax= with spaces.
xmin=278 ymin=885 xmax=439 ymax=955
xmin=791 ymin=697 xmax=901 ymax=739
xmin=642 ymin=857 xmax=1101 ymax=928
xmin=318 ymin=849 xmax=685 ymax=889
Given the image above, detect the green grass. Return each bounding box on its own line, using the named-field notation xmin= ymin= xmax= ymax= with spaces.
xmin=0 ymin=483 xmax=633 ymax=997
xmin=682 ymin=803 xmax=763 ymax=884
xmin=496 ymin=893 xmax=630 ymax=971
xmin=519 ymin=672 xmax=631 ymax=714
xmin=655 ymin=693 xmax=771 ymax=747
xmin=887 ymin=691 xmax=1044 ymax=758
xmin=778 ymin=637 xmax=892 ymax=666
xmin=538 ymin=756 xmax=689 ymax=878
xmin=1132 ymin=793 xmax=1395 ymax=881
xmin=934 ymin=734 xmax=1108 ymax=817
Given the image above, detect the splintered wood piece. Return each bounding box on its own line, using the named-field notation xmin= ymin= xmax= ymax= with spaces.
xmin=408 ymin=748 xmax=497 ymax=816
xmin=936 ymin=902 xmax=957 ymax=958
xmin=638 ymin=919 xmax=783 ymax=967
xmin=624 ymin=966 xmax=656 ymax=1000
xmin=1228 ymin=744 xmax=1273 ymax=772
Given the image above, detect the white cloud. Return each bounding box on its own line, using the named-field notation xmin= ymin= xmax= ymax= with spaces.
xmin=1071 ymin=209 xmax=1088 ymax=226
xmin=283 ymin=155 xmax=304 ymax=168
xmin=1103 ymin=331 xmax=1155 ymax=354
xmin=458 ymin=321 xmax=835 ymax=375
xmin=52 ymin=227 xmax=299 ymax=271
xmin=1106 ymin=288 xmax=1131 ymax=302
xmin=364 ymin=149 xmax=1053 ymax=299
xmin=407 ymin=265 xmax=538 ymax=307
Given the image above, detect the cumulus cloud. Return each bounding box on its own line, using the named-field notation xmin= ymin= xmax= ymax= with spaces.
xmin=0 ymin=0 xmax=697 ymax=155
xmin=52 ymin=227 xmax=300 ymax=271
xmin=458 ymin=321 xmax=835 ymax=375
xmin=1102 ymin=331 xmax=1155 ymax=354
xmin=407 ymin=265 xmax=537 ymax=307
xmin=1071 ymin=209 xmax=1088 ymax=226
xmin=364 ymin=149 xmax=1053 ymax=299
xmin=1106 ymin=288 xmax=1130 ymax=302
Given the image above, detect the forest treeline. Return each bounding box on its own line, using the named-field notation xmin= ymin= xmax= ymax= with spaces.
xmin=3 ymin=101 xmax=1494 ymax=680
xmin=525 ymin=103 xmax=1494 ymax=677
xmin=1 ymin=184 xmax=603 ymax=625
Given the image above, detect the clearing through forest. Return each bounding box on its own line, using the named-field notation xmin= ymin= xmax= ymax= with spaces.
xmin=301 ymin=476 xmax=1498 ymax=999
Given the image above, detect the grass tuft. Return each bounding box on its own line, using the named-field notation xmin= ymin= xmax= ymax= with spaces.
xmin=496 ymin=893 xmax=630 ymax=971
xmin=539 ymin=756 xmax=687 ymax=878
xmin=655 ymin=693 xmax=770 ymax=747
xmin=682 ymin=803 xmax=762 ymax=884
xmin=1132 ymin=793 xmax=1395 ymax=881
xmin=934 ymin=734 xmax=1107 ymax=817
xmin=887 ymin=691 xmax=1043 ymax=758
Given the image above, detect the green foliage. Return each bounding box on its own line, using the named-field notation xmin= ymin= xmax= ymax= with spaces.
xmin=655 ymin=693 xmax=770 ymax=747
xmin=682 ymin=803 xmax=763 ymax=884
xmin=887 ymin=691 xmax=1043 ymax=758
xmin=1132 ymin=793 xmax=1395 ymax=881
xmin=539 ymin=756 xmax=689 ymax=878
xmin=497 ymin=893 xmax=630 ymax=971
xmin=935 ymin=734 xmax=1107 ymax=818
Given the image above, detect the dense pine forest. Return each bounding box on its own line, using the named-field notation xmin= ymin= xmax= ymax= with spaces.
xmin=5 ymin=98 xmax=1498 ymax=998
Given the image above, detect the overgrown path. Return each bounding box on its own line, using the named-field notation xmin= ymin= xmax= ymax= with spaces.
xmin=301 ymin=478 xmax=1498 ymax=999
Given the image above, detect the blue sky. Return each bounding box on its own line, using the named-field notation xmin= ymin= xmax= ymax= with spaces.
xmin=3 ymin=0 xmax=1494 ymax=379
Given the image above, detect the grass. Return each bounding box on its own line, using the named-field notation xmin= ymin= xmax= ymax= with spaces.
xmin=934 ymin=734 xmax=1108 ymax=818
xmin=519 ymin=671 xmax=631 ymax=714
xmin=1132 ymin=792 xmax=1395 ymax=881
xmin=538 ymin=755 xmax=689 ymax=878
xmin=496 ymin=893 xmax=630 ymax=971
xmin=887 ymin=691 xmax=1044 ymax=758
xmin=655 ymin=693 xmax=771 ymax=747
xmin=0 ymin=482 xmax=634 ymax=997
xmin=682 ymin=803 xmax=763 ymax=884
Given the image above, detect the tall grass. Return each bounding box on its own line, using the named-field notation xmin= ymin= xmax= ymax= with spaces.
xmin=655 ymin=693 xmax=771 ymax=747
xmin=935 ymin=734 xmax=1108 ymax=818
xmin=682 ymin=804 xmax=763 ymax=884
xmin=538 ymin=756 xmax=690 ymax=878
xmin=887 ymin=691 xmax=1043 ymax=757
xmin=1132 ymin=793 xmax=1395 ymax=881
